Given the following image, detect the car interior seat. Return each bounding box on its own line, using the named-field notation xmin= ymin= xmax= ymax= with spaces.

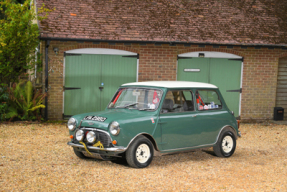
xmin=161 ymin=99 xmax=174 ymax=113
xmin=183 ymin=100 xmax=194 ymax=111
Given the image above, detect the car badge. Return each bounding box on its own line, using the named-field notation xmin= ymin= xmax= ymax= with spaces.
xmin=88 ymin=122 xmax=94 ymax=125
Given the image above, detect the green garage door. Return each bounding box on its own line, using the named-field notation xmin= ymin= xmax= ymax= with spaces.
xmin=64 ymin=54 xmax=137 ymax=117
xmin=177 ymin=57 xmax=242 ymax=117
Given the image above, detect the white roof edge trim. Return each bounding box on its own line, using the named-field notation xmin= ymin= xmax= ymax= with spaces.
xmin=66 ymin=48 xmax=137 ymax=55
xmin=178 ymin=51 xmax=242 ymax=59
xmin=122 ymin=81 xmax=218 ymax=88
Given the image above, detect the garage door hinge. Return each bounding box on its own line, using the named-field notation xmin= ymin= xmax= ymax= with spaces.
xmin=226 ymin=88 xmax=242 ymax=93
xmin=64 ymin=53 xmax=82 ymax=57
xmin=228 ymin=58 xmax=244 ymax=62
xmin=63 ymin=114 xmax=72 ymax=119
xmin=122 ymin=54 xmax=139 ymax=59
xmin=177 ymin=56 xmax=193 ymax=60
xmin=63 ymin=86 xmax=81 ymax=91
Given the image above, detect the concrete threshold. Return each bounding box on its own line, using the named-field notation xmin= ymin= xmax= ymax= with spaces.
xmin=272 ymin=120 xmax=287 ymax=125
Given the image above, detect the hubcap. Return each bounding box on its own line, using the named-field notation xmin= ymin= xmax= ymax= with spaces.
xmin=136 ymin=144 xmax=150 ymax=163
xmin=222 ymin=135 xmax=233 ymax=153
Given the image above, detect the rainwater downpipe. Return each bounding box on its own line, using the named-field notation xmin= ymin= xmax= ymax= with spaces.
xmin=35 ymin=45 xmax=39 ymax=79
xmin=45 ymin=40 xmax=50 ymax=121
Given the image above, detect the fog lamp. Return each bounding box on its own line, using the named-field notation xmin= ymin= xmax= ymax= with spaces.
xmin=75 ymin=130 xmax=84 ymax=141
xmin=86 ymin=131 xmax=96 ymax=143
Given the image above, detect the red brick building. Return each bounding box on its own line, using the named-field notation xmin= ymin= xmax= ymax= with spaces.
xmin=35 ymin=0 xmax=287 ymax=120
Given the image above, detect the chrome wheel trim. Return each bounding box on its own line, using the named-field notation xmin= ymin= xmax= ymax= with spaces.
xmin=136 ymin=144 xmax=150 ymax=164
xmin=222 ymin=135 xmax=233 ymax=153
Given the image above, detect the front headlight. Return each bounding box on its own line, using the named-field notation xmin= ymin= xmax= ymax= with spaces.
xmin=67 ymin=118 xmax=76 ymax=131
xmin=86 ymin=131 xmax=96 ymax=143
xmin=75 ymin=130 xmax=84 ymax=141
xmin=109 ymin=121 xmax=120 ymax=135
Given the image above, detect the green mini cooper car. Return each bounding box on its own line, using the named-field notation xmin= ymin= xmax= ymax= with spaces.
xmin=67 ymin=81 xmax=241 ymax=168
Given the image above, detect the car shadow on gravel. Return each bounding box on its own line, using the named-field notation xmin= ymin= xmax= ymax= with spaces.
xmin=95 ymin=157 xmax=130 ymax=167
xmin=98 ymin=149 xmax=229 ymax=168
xmin=202 ymin=150 xmax=217 ymax=157
xmin=150 ymin=149 xmax=218 ymax=166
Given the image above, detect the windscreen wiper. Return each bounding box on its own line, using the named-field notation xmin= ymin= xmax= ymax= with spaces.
xmin=138 ymin=108 xmax=153 ymax=111
xmin=116 ymin=102 xmax=138 ymax=108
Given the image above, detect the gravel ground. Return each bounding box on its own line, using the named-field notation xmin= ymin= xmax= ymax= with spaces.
xmin=0 ymin=122 xmax=287 ymax=191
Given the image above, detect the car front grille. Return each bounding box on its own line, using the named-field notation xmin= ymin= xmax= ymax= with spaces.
xmin=74 ymin=128 xmax=113 ymax=148
xmin=96 ymin=131 xmax=111 ymax=147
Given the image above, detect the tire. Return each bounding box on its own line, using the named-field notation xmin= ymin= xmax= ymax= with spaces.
xmin=126 ymin=135 xmax=154 ymax=168
xmin=73 ymin=147 xmax=89 ymax=159
xmin=213 ymin=128 xmax=236 ymax=158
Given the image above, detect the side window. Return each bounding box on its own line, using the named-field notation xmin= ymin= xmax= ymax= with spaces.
xmin=196 ymin=90 xmax=222 ymax=110
xmin=161 ymin=90 xmax=194 ymax=113
xmin=182 ymin=91 xmax=194 ymax=112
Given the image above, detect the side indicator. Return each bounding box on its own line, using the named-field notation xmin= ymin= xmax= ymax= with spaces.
xmin=237 ymin=120 xmax=240 ymax=129
xmin=70 ymin=135 xmax=73 ymax=139
xmin=112 ymin=140 xmax=117 ymax=145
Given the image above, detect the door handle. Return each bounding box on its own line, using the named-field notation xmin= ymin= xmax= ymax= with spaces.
xmin=192 ymin=115 xmax=197 ymax=117
xmin=99 ymin=87 xmax=104 ymax=91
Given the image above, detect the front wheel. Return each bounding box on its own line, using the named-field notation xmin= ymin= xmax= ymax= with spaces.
xmin=213 ymin=129 xmax=236 ymax=157
xmin=126 ymin=136 xmax=154 ymax=168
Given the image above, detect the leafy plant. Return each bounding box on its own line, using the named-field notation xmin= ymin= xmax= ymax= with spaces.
xmin=0 ymin=0 xmax=54 ymax=86
xmin=0 ymin=0 xmax=39 ymax=85
xmin=0 ymin=85 xmax=9 ymax=121
xmin=5 ymin=80 xmax=47 ymax=121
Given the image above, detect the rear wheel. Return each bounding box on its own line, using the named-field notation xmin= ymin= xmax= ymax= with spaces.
xmin=126 ymin=136 xmax=154 ymax=168
xmin=213 ymin=128 xmax=236 ymax=157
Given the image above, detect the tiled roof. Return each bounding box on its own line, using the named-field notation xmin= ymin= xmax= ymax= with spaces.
xmin=36 ymin=0 xmax=287 ymax=46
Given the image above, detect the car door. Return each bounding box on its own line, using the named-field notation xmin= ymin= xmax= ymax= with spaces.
xmin=194 ymin=89 xmax=229 ymax=145
xmin=159 ymin=89 xmax=201 ymax=151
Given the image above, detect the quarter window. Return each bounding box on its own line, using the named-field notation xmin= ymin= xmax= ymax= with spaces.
xmin=196 ymin=90 xmax=222 ymax=110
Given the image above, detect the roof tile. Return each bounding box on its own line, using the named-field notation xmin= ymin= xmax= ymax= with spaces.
xmin=36 ymin=0 xmax=287 ymax=45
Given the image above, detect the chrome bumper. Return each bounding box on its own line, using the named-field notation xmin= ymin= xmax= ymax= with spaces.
xmin=67 ymin=142 xmax=127 ymax=152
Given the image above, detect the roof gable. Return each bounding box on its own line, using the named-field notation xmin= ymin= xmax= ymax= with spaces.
xmin=36 ymin=0 xmax=287 ymax=46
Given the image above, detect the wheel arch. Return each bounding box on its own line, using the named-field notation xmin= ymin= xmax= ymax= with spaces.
xmin=215 ymin=125 xmax=238 ymax=144
xmin=126 ymin=133 xmax=160 ymax=152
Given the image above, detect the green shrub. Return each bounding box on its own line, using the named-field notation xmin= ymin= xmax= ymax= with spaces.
xmin=5 ymin=80 xmax=47 ymax=121
xmin=0 ymin=86 xmax=9 ymax=121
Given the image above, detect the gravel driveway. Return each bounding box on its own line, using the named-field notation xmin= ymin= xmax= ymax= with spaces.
xmin=0 ymin=122 xmax=286 ymax=191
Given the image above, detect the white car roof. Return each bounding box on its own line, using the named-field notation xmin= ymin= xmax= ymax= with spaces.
xmin=122 ymin=81 xmax=218 ymax=88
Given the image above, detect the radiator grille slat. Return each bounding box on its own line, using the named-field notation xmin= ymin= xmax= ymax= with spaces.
xmin=97 ymin=131 xmax=111 ymax=147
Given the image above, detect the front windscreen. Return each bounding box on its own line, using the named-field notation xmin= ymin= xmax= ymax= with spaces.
xmin=108 ymin=88 xmax=163 ymax=111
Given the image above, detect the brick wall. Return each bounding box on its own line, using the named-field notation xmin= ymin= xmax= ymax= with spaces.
xmin=41 ymin=40 xmax=287 ymax=120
